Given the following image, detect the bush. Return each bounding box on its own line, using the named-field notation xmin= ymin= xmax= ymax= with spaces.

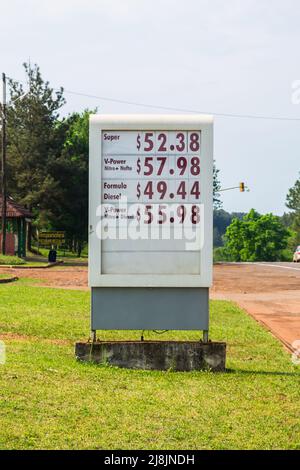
xmin=278 ymin=248 xmax=293 ymax=262
xmin=223 ymin=209 xmax=290 ymax=262
xmin=213 ymin=247 xmax=232 ymax=262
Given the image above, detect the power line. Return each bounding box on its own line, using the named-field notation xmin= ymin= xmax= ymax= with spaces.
xmin=6 ymin=76 xmax=300 ymax=122
xmin=46 ymin=88 xmax=300 ymax=122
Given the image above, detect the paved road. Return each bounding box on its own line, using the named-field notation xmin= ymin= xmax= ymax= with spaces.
xmin=212 ymin=262 xmax=300 ymax=351
xmin=218 ymin=261 xmax=300 ymax=271
xmin=255 ymin=262 xmax=300 ymax=271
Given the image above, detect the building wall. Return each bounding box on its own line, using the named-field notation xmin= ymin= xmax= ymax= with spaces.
xmin=0 ymin=232 xmax=15 ymax=255
xmin=0 ymin=218 xmax=27 ymax=257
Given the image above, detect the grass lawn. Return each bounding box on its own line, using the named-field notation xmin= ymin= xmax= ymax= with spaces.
xmin=31 ymin=247 xmax=88 ymax=264
xmin=0 ymin=255 xmax=26 ymax=266
xmin=0 ymin=255 xmax=49 ymax=268
xmin=0 ymin=280 xmax=299 ymax=450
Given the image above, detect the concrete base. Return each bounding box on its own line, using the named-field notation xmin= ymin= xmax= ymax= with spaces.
xmin=75 ymin=341 xmax=226 ymax=372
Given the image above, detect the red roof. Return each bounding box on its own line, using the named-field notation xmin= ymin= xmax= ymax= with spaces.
xmin=0 ymin=196 xmax=33 ymax=218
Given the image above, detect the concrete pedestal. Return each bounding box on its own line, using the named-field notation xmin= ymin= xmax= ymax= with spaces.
xmin=75 ymin=341 xmax=226 ymax=372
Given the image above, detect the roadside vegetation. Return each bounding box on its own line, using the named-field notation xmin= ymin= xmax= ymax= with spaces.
xmin=214 ymin=209 xmax=291 ymax=262
xmin=285 ymin=173 xmax=300 ymax=250
xmin=214 ymin=174 xmax=300 ymax=262
xmin=0 ymin=281 xmax=299 ymax=450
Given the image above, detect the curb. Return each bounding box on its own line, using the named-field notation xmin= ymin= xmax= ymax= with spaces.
xmin=0 ymin=261 xmax=64 ymax=269
xmin=0 ymin=276 xmax=19 ymax=284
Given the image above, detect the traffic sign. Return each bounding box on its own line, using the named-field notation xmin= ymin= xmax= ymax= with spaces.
xmin=38 ymin=231 xmax=65 ymax=247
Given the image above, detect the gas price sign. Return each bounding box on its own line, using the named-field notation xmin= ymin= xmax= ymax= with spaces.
xmin=89 ymin=115 xmax=213 ymax=330
xmin=102 ymin=131 xmax=201 ymax=222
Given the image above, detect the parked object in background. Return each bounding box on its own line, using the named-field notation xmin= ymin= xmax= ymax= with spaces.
xmin=48 ymin=249 xmax=57 ymax=263
xmin=293 ymin=246 xmax=300 ymax=262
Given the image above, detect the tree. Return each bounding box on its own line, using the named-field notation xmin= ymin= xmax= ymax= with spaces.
xmin=213 ymin=209 xmax=245 ymax=247
xmin=213 ymin=161 xmax=222 ymax=209
xmin=286 ymin=174 xmax=300 ymax=212
xmin=286 ymin=174 xmax=300 ymax=248
xmin=45 ymin=110 xmax=91 ymax=256
xmin=6 ymin=63 xmax=65 ymax=249
xmin=223 ymin=209 xmax=290 ymax=262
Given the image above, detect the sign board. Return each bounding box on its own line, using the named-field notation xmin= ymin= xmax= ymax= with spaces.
xmin=89 ymin=115 xmax=213 ymax=331
xmin=39 ymin=231 xmax=65 ymax=247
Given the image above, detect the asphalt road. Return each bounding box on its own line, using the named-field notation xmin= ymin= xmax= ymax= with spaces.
xmin=255 ymin=262 xmax=300 ymax=271
xmin=212 ymin=262 xmax=300 ymax=352
xmin=218 ymin=261 xmax=300 ymax=270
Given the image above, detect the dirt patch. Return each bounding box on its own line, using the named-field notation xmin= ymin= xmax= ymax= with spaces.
xmin=0 ymin=331 xmax=70 ymax=346
xmin=0 ymin=266 xmax=88 ymax=289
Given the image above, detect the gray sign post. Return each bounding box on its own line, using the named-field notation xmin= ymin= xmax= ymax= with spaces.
xmin=75 ymin=114 xmax=226 ymax=371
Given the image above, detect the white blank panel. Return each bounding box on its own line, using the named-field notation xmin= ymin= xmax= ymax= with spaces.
xmin=89 ymin=114 xmax=213 ymax=288
xmin=101 ymin=252 xmax=200 ymax=275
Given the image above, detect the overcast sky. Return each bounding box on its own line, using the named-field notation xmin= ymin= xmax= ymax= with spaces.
xmin=1 ymin=0 xmax=300 ymax=215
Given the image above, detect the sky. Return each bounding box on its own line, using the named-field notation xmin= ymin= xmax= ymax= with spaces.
xmin=1 ymin=0 xmax=300 ymax=215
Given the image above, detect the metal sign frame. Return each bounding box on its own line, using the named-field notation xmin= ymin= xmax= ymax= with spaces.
xmin=89 ymin=114 xmax=213 ymax=289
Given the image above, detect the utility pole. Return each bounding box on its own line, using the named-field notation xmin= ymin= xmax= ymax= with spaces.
xmin=1 ymin=72 xmax=7 ymax=255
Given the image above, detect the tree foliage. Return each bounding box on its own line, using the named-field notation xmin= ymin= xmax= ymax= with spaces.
xmin=7 ymin=63 xmax=65 ymax=212
xmin=213 ymin=209 xmax=245 ymax=247
xmin=223 ymin=209 xmax=290 ymax=262
xmin=45 ymin=111 xmax=91 ymax=256
xmin=6 ymin=63 xmax=91 ymax=254
xmin=286 ymin=174 xmax=300 ymax=212
xmin=213 ymin=162 xmax=222 ymax=209
xmin=286 ymin=174 xmax=300 ymax=248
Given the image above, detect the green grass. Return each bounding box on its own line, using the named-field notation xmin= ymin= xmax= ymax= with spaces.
xmin=0 ymin=282 xmax=299 ymax=450
xmin=33 ymin=246 xmax=88 ymax=262
xmin=21 ymin=262 xmax=49 ymax=268
xmin=0 ymin=255 xmax=26 ymax=266
xmin=0 ymin=255 xmax=49 ymax=267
